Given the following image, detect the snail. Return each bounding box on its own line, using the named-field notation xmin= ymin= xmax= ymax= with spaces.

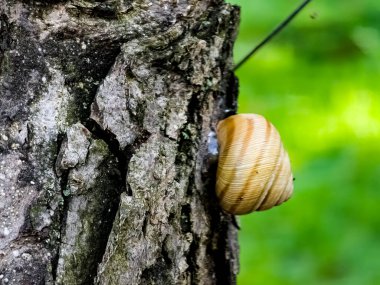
xmin=211 ymin=0 xmax=311 ymax=214
xmin=215 ymin=114 xmax=293 ymax=215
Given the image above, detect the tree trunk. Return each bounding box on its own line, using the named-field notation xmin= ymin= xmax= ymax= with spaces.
xmin=0 ymin=1 xmax=240 ymax=284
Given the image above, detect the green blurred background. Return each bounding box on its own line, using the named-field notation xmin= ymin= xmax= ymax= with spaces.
xmin=226 ymin=0 xmax=380 ymax=284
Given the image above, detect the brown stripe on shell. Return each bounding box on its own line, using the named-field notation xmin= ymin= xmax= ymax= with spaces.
xmin=276 ymin=174 xmax=293 ymax=206
xmin=216 ymin=117 xmax=254 ymax=204
xmin=283 ymin=174 xmax=294 ymax=203
xmin=248 ymin=119 xmax=284 ymax=212
xmin=227 ymin=118 xmax=273 ymax=214
xmin=255 ymin=142 xmax=285 ymax=211
xmin=273 ymin=164 xmax=293 ymax=207
xmin=215 ymin=117 xmax=237 ymax=200
xmin=283 ymin=176 xmax=294 ymax=202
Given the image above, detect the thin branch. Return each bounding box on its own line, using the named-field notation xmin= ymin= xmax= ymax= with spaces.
xmin=233 ymin=0 xmax=313 ymax=71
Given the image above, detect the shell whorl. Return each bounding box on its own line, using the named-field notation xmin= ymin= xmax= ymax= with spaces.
xmin=216 ymin=114 xmax=293 ymax=215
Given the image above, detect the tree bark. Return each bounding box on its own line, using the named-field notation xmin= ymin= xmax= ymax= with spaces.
xmin=0 ymin=1 xmax=240 ymax=284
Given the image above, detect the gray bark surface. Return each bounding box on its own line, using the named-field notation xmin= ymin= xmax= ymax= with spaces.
xmin=0 ymin=1 xmax=240 ymax=284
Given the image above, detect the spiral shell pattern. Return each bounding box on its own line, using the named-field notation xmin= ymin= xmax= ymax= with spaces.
xmin=216 ymin=114 xmax=293 ymax=215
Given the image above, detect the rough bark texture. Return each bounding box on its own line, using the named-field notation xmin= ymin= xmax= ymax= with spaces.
xmin=0 ymin=0 xmax=240 ymax=284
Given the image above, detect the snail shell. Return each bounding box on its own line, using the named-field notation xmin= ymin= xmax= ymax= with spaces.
xmin=216 ymin=114 xmax=293 ymax=215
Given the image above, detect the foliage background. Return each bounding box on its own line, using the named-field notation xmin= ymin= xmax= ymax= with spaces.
xmin=227 ymin=1 xmax=380 ymax=284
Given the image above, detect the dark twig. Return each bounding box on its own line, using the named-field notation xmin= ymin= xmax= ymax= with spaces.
xmin=233 ymin=0 xmax=313 ymax=71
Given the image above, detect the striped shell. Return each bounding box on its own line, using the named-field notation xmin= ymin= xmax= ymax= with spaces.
xmin=216 ymin=114 xmax=293 ymax=215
